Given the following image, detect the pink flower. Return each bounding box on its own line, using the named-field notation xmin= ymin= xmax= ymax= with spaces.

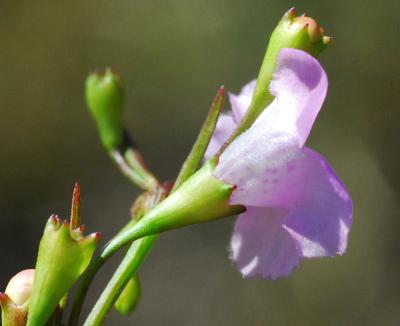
xmin=207 ymin=48 xmax=353 ymax=279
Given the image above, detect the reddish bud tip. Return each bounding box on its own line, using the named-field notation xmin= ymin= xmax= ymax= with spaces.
xmin=285 ymin=7 xmax=297 ymax=19
xmin=293 ymin=15 xmax=330 ymax=43
xmin=79 ymin=224 xmax=86 ymax=234
xmin=0 ymin=292 xmax=9 ymax=304
xmin=49 ymin=215 xmax=62 ymax=229
xmin=94 ymin=232 xmax=102 ymax=241
xmin=323 ymin=35 xmax=333 ymax=44
xmin=70 ymin=182 xmax=81 ymax=231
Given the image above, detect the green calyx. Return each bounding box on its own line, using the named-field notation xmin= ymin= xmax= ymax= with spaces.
xmin=86 ymin=68 xmax=124 ymax=151
xmin=230 ymin=7 xmax=331 ymax=140
xmin=27 ymin=216 xmax=100 ymax=326
xmin=102 ymin=159 xmax=245 ymax=258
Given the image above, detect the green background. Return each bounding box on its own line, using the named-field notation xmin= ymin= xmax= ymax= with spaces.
xmin=1 ymin=1 xmax=399 ymax=325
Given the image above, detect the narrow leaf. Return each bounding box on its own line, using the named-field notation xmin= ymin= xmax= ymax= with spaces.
xmin=173 ymin=86 xmax=225 ymax=190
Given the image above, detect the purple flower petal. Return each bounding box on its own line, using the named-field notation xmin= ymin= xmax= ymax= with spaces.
xmin=204 ymin=80 xmax=256 ymax=160
xmin=281 ymin=148 xmax=353 ymax=257
xmin=213 ymin=49 xmax=351 ymax=278
xmin=215 ymin=49 xmax=328 ymax=185
xmin=231 ymin=147 xmax=351 ymax=264
xmin=229 ymin=79 xmax=256 ymax=122
xmin=230 ymin=207 xmax=300 ymax=279
xmin=268 ymin=48 xmax=328 ymax=147
xmin=229 ymin=148 xmax=352 ymax=278
xmin=204 ymin=113 xmax=236 ymax=159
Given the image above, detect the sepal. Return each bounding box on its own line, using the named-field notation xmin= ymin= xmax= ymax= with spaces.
xmin=103 ymin=159 xmax=245 ymax=256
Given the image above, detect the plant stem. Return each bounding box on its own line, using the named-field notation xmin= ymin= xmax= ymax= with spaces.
xmin=68 ymin=257 xmax=105 ymax=326
xmin=109 ymin=150 xmax=158 ymax=191
xmin=83 ymin=236 xmax=156 ymax=326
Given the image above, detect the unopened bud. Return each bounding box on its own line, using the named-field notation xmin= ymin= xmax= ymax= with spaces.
xmin=1 ymin=269 xmax=35 ymax=326
xmin=114 ymin=275 xmax=141 ymax=315
xmin=5 ymin=269 xmax=34 ymax=306
xmin=86 ymin=68 xmax=124 ymax=151
xmin=235 ymin=7 xmax=331 ymax=135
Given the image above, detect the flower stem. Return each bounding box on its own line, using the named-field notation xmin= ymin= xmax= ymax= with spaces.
xmin=67 ymin=218 xmax=136 ymax=326
xmin=83 ymin=235 xmax=156 ymax=326
xmin=109 ymin=149 xmax=158 ymax=191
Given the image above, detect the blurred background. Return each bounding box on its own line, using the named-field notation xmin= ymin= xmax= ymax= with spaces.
xmin=0 ymin=0 xmax=399 ymax=325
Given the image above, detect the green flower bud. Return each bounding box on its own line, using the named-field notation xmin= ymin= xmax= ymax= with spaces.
xmin=1 ymin=269 xmax=34 ymax=326
xmin=233 ymin=7 xmax=332 ymax=137
xmin=27 ymin=185 xmax=100 ymax=326
xmin=114 ymin=275 xmax=141 ymax=315
xmin=86 ymin=68 xmax=124 ymax=151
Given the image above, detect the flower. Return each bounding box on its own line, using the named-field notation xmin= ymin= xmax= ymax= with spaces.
xmin=207 ymin=48 xmax=353 ymax=279
xmin=4 ymin=269 xmax=35 ymax=307
xmin=103 ymin=49 xmax=351 ymax=281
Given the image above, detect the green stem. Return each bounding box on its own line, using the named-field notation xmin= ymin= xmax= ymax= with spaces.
xmin=68 ymin=257 xmax=105 ymax=326
xmin=68 ymin=218 xmax=138 ymax=326
xmin=83 ymin=236 xmax=156 ymax=326
xmin=109 ymin=150 xmax=158 ymax=191
xmin=124 ymin=148 xmax=159 ymax=189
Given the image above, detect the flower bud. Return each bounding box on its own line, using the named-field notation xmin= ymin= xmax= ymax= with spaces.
xmin=234 ymin=7 xmax=331 ymax=136
xmin=5 ymin=269 xmax=34 ymax=306
xmin=1 ymin=269 xmax=34 ymax=326
xmin=114 ymin=275 xmax=141 ymax=315
xmin=27 ymin=185 xmax=100 ymax=326
xmin=86 ymin=68 xmax=124 ymax=151
xmin=287 ymin=13 xmax=332 ymax=56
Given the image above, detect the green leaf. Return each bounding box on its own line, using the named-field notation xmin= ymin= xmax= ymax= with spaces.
xmin=174 ymin=86 xmax=225 ymax=190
